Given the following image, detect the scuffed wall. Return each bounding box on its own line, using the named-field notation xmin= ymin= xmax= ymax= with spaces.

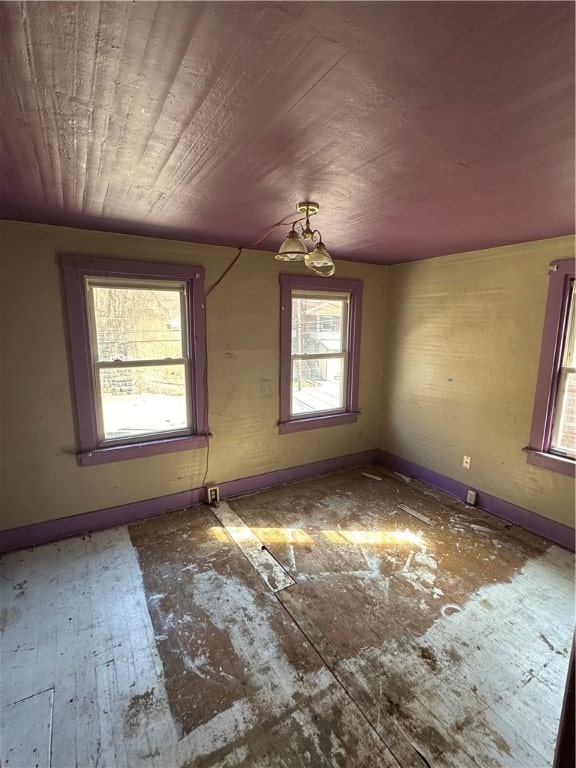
xmin=0 ymin=221 xmax=386 ymax=530
xmin=2 ymin=221 xmax=574 ymax=533
xmin=379 ymin=236 xmax=575 ymax=527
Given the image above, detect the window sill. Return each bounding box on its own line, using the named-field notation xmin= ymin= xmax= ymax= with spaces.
xmin=523 ymin=447 xmax=575 ymax=477
xmin=279 ymin=411 xmax=359 ymax=435
xmin=77 ymin=434 xmax=209 ymax=466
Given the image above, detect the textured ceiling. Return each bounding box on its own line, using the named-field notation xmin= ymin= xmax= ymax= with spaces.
xmin=0 ymin=1 xmax=574 ymax=264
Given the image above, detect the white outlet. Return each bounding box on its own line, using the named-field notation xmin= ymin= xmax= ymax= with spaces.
xmin=205 ymin=486 xmax=220 ymax=506
xmin=463 ymin=455 xmax=471 ymax=469
xmin=466 ymin=489 xmax=477 ymax=505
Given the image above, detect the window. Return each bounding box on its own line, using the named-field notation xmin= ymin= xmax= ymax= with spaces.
xmin=279 ymin=274 xmax=362 ymax=434
xmin=525 ymin=259 xmax=576 ymax=476
xmin=551 ymin=283 xmax=575 ymax=456
xmin=60 ymin=255 xmax=207 ymax=466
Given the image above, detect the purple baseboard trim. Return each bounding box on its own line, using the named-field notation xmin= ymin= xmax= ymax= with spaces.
xmin=0 ymin=450 xmax=379 ymax=554
xmin=0 ymin=487 xmax=206 ymax=555
xmin=217 ymin=450 xmax=379 ymax=499
xmin=3 ymin=448 xmax=572 ymax=554
xmin=377 ymin=450 xmax=576 ymax=552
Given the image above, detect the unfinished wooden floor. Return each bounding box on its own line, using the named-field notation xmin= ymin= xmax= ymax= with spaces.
xmin=1 ymin=467 xmax=574 ymax=767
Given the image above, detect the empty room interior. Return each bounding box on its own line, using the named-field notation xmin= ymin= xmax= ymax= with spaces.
xmin=0 ymin=2 xmax=575 ymax=767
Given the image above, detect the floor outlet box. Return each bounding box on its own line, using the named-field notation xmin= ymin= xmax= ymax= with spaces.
xmin=466 ymin=490 xmax=477 ymax=505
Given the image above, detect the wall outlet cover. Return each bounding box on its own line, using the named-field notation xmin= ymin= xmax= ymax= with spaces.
xmin=206 ymin=486 xmax=220 ymax=506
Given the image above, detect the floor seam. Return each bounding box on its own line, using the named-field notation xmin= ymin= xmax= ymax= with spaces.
xmin=273 ymin=591 xmax=428 ymax=768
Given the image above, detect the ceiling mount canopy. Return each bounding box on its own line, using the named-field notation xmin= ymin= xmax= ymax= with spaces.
xmin=275 ymin=202 xmax=335 ymax=277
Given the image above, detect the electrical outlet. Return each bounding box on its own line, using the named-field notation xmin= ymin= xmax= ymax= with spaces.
xmin=205 ymin=486 xmax=220 ymax=506
xmin=463 ymin=455 xmax=471 ymax=469
xmin=466 ymin=489 xmax=477 ymax=505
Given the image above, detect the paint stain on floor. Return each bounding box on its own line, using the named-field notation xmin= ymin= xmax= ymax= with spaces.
xmin=124 ymin=466 xmax=574 ymax=767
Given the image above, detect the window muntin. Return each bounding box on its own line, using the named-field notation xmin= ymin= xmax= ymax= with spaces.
xmin=290 ymin=292 xmax=349 ymax=417
xmin=279 ymin=274 xmax=362 ymax=434
xmin=60 ymin=256 xmax=207 ymax=466
xmin=550 ymin=281 xmax=575 ymax=458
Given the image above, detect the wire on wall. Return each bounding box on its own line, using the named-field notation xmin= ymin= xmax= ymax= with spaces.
xmin=200 ymin=214 xmax=296 ymax=494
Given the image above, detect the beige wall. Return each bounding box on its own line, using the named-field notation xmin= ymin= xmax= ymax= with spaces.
xmin=0 ymin=221 xmax=386 ymax=530
xmin=379 ymin=236 xmax=575 ymax=527
xmin=1 ymin=222 xmax=574 ymax=533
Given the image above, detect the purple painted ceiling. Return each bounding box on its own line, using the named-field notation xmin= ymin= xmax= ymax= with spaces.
xmin=0 ymin=1 xmax=574 ymax=264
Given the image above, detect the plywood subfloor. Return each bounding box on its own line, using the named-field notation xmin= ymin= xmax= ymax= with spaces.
xmin=1 ymin=466 xmax=574 ymax=767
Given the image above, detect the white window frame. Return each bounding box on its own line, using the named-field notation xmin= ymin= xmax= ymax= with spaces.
xmin=550 ymin=282 xmax=575 ymax=457
xmin=86 ymin=277 xmax=193 ymax=446
xmin=290 ymin=291 xmax=349 ymax=418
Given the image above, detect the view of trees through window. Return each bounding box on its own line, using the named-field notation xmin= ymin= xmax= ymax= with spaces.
xmin=290 ymin=294 xmax=347 ymax=415
xmin=89 ymin=281 xmax=190 ymax=441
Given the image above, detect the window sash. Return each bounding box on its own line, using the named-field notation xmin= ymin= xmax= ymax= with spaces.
xmin=291 ymin=352 xmax=347 ymax=361
xmin=550 ymin=367 xmax=576 ymax=457
xmin=290 ymin=291 xmax=349 ymax=418
xmin=290 ymin=353 xmax=348 ymax=417
xmin=87 ymin=279 xmax=188 ymax=363
xmin=549 ymin=282 xmax=575 ymax=457
xmin=93 ymin=360 xmax=193 ymax=445
xmin=291 ymin=291 xmax=349 ymax=356
xmin=94 ymin=358 xmax=189 ymax=369
xmin=86 ymin=277 xmax=194 ymax=446
xmin=560 ymin=282 xmax=575 ymax=368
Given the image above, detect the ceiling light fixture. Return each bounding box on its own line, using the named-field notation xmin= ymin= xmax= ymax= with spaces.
xmin=275 ymin=202 xmax=335 ymax=276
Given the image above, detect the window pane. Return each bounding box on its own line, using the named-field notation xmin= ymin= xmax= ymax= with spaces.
xmin=91 ymin=284 xmax=184 ymax=361
xmin=551 ymin=370 xmax=576 ymax=456
xmin=291 ymin=297 xmax=345 ymax=355
xmin=562 ymin=284 xmax=575 ymax=367
xmin=291 ymin=356 xmax=345 ymax=415
xmin=99 ymin=365 xmax=189 ymax=440
xmin=551 ymin=285 xmax=576 ymax=456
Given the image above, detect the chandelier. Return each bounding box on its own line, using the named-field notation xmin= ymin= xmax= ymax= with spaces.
xmin=275 ymin=202 xmax=335 ymax=276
